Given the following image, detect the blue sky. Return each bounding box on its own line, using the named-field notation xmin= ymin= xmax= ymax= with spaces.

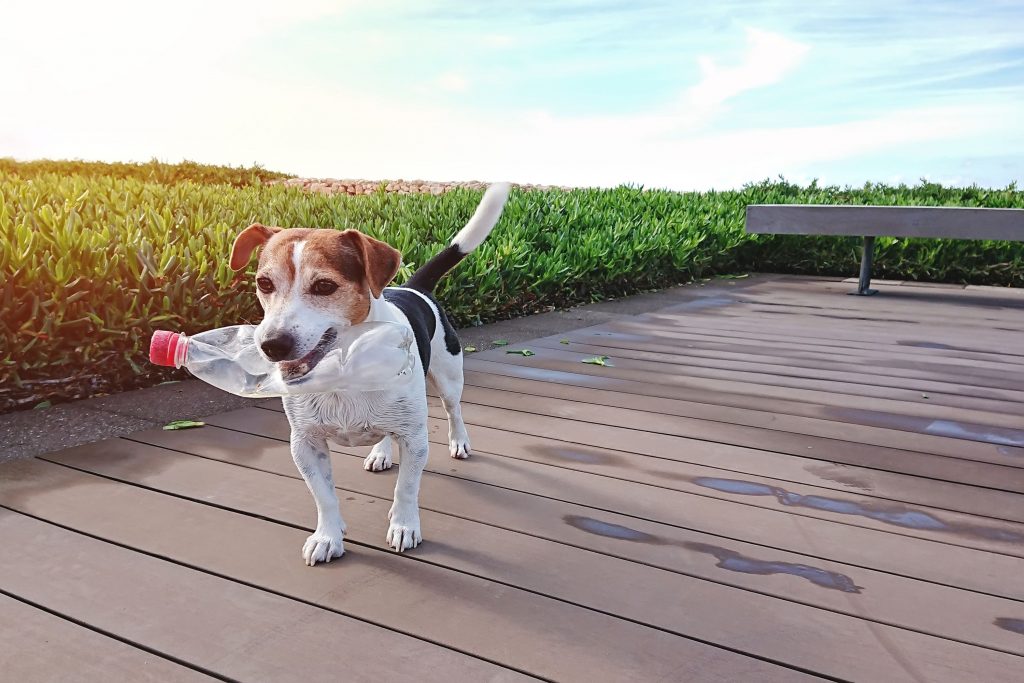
xmin=2 ymin=0 xmax=1022 ymax=189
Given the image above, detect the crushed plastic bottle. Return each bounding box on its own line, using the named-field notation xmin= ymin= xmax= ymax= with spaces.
xmin=149 ymin=321 xmax=416 ymax=397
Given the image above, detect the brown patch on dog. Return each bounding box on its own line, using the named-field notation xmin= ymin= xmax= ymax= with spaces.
xmin=229 ymin=223 xmax=282 ymax=271
xmin=340 ymin=230 xmax=402 ymax=298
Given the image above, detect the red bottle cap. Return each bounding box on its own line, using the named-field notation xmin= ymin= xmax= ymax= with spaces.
xmin=149 ymin=331 xmax=186 ymax=367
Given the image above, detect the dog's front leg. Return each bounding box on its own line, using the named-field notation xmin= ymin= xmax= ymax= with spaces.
xmin=291 ymin=433 xmax=346 ymax=566
xmin=386 ymin=429 xmax=429 ymax=552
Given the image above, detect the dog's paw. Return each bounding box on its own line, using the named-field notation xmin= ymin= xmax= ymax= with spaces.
xmin=302 ymin=531 xmax=345 ymax=566
xmin=386 ymin=505 xmax=422 ymax=552
xmin=363 ymin=443 xmax=393 ymax=472
xmin=449 ymin=438 xmax=471 ymax=460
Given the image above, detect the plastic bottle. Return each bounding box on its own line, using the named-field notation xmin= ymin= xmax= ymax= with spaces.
xmin=149 ymin=321 xmax=416 ymax=397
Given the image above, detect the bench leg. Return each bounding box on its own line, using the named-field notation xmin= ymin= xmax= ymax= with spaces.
xmin=849 ymin=236 xmax=878 ymax=296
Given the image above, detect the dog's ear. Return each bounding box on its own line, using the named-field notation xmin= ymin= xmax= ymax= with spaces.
xmin=230 ymin=223 xmax=281 ymax=271
xmin=342 ymin=231 xmax=401 ymax=298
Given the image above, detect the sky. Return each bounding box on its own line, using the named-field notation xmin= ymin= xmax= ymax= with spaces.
xmin=2 ymin=0 xmax=1022 ymax=190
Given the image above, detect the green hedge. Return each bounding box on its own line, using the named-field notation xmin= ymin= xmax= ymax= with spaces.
xmin=0 ymin=158 xmax=291 ymax=187
xmin=1 ymin=169 xmax=1021 ymax=411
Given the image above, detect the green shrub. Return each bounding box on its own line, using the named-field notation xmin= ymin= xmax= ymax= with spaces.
xmin=1 ymin=169 xmax=1021 ymax=411
xmin=0 ymin=158 xmax=291 ymax=187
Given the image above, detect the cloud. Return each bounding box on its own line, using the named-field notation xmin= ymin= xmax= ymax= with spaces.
xmin=436 ymin=72 xmax=471 ymax=92
xmin=686 ymin=28 xmax=810 ymax=109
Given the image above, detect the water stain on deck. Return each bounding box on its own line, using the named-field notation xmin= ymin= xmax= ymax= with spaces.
xmin=898 ymin=340 xmax=977 ymax=352
xmin=563 ymin=515 xmax=664 ymax=544
xmin=682 ymin=542 xmax=863 ymax=594
xmin=925 ymin=420 xmax=1024 ymax=447
xmin=994 ymin=617 xmax=1024 ymax=635
xmin=563 ymin=515 xmax=863 ymax=593
xmin=691 ymin=477 xmax=1023 ymax=544
xmin=804 ymin=463 xmax=874 ymax=492
xmin=532 ymin=444 xmax=622 ymax=466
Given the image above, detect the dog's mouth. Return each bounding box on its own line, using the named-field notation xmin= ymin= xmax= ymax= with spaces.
xmin=279 ymin=328 xmax=338 ymax=380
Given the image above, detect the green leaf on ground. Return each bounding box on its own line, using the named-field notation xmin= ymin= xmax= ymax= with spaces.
xmin=559 ymin=339 xmax=570 ymax=344
xmin=163 ymin=420 xmax=205 ymax=431
xmin=506 ymin=349 xmax=535 ymax=356
xmin=581 ymin=356 xmax=613 ymax=366
xmin=463 ymin=345 xmax=477 ymax=353
xmin=492 ymin=339 xmax=509 ymax=346
xmin=34 ymin=400 xmax=52 ymax=410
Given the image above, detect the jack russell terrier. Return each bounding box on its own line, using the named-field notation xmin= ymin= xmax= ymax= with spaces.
xmin=229 ymin=183 xmax=511 ymax=565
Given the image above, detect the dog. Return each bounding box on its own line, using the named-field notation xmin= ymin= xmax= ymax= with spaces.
xmin=228 ymin=183 xmax=511 ymax=565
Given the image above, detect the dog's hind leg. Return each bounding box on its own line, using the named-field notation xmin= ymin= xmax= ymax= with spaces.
xmin=291 ymin=433 xmax=346 ymax=566
xmin=429 ymin=358 xmax=471 ymax=459
xmin=363 ymin=436 xmax=394 ymax=471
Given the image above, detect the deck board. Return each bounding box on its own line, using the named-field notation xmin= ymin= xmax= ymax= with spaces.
xmin=2 ymin=275 xmax=1022 ymax=680
xmin=0 ymin=594 xmax=215 ymax=683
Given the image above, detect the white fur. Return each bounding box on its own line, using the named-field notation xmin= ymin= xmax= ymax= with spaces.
xmin=450 ymin=182 xmax=511 ymax=252
xmin=261 ymin=184 xmax=507 ymax=564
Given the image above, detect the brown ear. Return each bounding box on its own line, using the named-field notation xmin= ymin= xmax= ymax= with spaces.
xmin=230 ymin=223 xmax=281 ymax=271
xmin=343 ymin=231 xmax=401 ymax=298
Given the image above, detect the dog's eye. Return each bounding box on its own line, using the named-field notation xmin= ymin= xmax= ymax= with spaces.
xmin=256 ymin=277 xmax=275 ymax=294
xmin=311 ymin=279 xmax=339 ymax=296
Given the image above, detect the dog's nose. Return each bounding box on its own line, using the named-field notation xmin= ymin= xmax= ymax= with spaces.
xmin=260 ymin=335 xmax=295 ymax=362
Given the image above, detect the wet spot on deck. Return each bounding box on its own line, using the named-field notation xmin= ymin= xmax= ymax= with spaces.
xmin=532 ymin=444 xmax=622 ymax=466
xmin=691 ymin=477 xmax=1023 ymax=543
xmin=925 ymin=420 xmax=1024 ymax=447
xmin=563 ymin=515 xmax=665 ymax=544
xmin=898 ymin=340 xmax=976 ymax=352
xmin=676 ymin=296 xmax=735 ymax=310
xmin=804 ymin=463 xmax=874 ymax=492
xmin=995 ymin=618 xmax=1024 ymax=635
xmin=683 ymin=542 xmax=862 ymax=594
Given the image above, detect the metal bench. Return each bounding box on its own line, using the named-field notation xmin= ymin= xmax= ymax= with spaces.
xmin=745 ymin=205 xmax=1024 ymax=295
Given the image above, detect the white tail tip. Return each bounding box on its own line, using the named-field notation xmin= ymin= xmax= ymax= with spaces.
xmin=451 ymin=182 xmax=511 ymax=253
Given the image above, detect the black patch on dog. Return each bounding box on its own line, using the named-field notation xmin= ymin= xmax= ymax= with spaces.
xmin=438 ymin=306 xmax=461 ymax=356
xmin=383 ymin=288 xmax=436 ymax=373
xmin=404 ymin=244 xmax=465 ymax=295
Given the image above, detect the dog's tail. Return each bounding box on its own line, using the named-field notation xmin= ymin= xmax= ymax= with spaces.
xmin=404 ymin=182 xmax=511 ymax=294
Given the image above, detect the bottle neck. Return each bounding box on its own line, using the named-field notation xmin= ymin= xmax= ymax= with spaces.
xmin=173 ymin=333 xmax=189 ymax=368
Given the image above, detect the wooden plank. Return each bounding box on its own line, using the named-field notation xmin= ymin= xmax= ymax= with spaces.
xmin=149 ymin=414 xmax=1024 ymax=600
xmin=419 ymin=408 xmax=1024 ymax=523
xmin=664 ymin=298 xmax=1024 ymax=334
xmin=636 ymin=311 xmax=1024 ymax=361
xmin=412 ymin=404 xmax=1024 ymax=551
xmin=523 ymin=336 xmax=1024 ymax=400
xmin=1 ymin=458 xmax=816 ymax=683
xmin=746 ymin=204 xmax=1024 ymax=241
xmin=603 ymin=317 xmax=1024 ymax=370
xmin=436 ymin=386 xmax=1024 ymax=484
xmin=0 ymin=513 xmax=523 ymax=682
xmin=247 ymin=397 xmax=1024 ymax=540
xmin=536 ymin=330 xmax=1024 ymax=391
xmin=460 ymin=366 xmax=1024 ymax=483
xmin=467 ymin=354 xmax=1024 ymax=429
xmin=459 ymin=364 xmax=1024 ymax=466
xmin=661 ymin=287 xmax=1024 ymax=326
xmin=0 ymin=594 xmax=214 ymax=683
xmin=24 ymin=448 xmax=1024 ymax=675
xmin=491 ymin=337 xmax=1024 ymax=411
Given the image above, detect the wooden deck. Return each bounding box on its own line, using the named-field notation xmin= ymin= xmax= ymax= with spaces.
xmin=2 ymin=275 xmax=1023 ymax=682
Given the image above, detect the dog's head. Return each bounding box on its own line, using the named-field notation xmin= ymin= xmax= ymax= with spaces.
xmin=230 ymin=224 xmax=401 ymax=367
